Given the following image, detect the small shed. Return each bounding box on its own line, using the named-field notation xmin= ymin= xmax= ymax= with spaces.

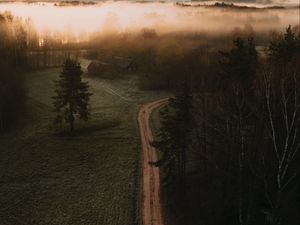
xmin=87 ymin=61 xmax=115 ymax=78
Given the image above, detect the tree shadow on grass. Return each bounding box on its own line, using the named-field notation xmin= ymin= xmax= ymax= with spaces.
xmin=53 ymin=119 xmax=121 ymax=138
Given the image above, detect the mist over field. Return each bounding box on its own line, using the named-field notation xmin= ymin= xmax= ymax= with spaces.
xmin=0 ymin=0 xmax=300 ymax=224
xmin=0 ymin=1 xmax=298 ymax=39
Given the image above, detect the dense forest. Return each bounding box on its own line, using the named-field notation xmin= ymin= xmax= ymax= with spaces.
xmin=0 ymin=12 xmax=28 ymax=130
xmin=152 ymin=26 xmax=300 ymax=225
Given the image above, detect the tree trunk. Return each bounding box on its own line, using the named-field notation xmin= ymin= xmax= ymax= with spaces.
xmin=202 ymin=93 xmax=207 ymax=170
xmin=70 ymin=119 xmax=74 ymax=132
xmin=182 ymin=147 xmax=186 ymax=196
xmin=69 ymin=104 xmax=74 ymax=132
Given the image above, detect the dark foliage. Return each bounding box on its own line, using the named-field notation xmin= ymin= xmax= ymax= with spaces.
xmin=52 ymin=59 xmax=92 ymax=132
xmin=0 ymin=68 xmax=26 ymax=131
xmin=153 ymin=27 xmax=300 ymax=225
xmin=152 ymin=78 xmax=193 ymax=224
xmin=0 ymin=12 xmax=29 ymax=131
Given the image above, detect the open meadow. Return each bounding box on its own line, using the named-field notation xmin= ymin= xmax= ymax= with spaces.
xmin=0 ymin=64 xmax=166 ymax=225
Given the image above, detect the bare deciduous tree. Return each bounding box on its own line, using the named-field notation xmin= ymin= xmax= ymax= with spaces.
xmin=262 ymin=70 xmax=300 ymax=225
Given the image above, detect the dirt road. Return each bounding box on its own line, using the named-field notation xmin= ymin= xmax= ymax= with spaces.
xmin=138 ymin=98 xmax=169 ymax=225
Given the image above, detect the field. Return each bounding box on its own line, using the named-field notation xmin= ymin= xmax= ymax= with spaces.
xmin=0 ymin=63 xmax=167 ymax=225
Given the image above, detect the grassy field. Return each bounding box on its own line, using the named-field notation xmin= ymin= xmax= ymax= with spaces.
xmin=0 ymin=63 xmax=167 ymax=225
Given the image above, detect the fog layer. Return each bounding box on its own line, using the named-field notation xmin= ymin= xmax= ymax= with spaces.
xmin=0 ymin=1 xmax=298 ymax=37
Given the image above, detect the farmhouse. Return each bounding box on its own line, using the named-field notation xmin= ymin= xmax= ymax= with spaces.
xmin=87 ymin=57 xmax=138 ymax=78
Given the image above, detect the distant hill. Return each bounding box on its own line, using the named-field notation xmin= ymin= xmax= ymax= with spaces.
xmin=175 ymin=1 xmax=291 ymax=10
xmin=54 ymin=1 xmax=96 ymax=6
xmin=209 ymin=2 xmax=285 ymax=9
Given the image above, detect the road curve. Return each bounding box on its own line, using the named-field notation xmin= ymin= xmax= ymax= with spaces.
xmin=138 ymin=98 xmax=169 ymax=225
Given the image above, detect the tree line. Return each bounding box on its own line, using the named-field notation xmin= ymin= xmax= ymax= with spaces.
xmin=153 ymin=26 xmax=300 ymax=225
xmin=0 ymin=12 xmax=88 ymax=131
xmin=0 ymin=12 xmax=28 ymax=131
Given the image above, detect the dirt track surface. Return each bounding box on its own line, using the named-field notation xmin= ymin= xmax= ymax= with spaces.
xmin=138 ymin=98 xmax=169 ymax=225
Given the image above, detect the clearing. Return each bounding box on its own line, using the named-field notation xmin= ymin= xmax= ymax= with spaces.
xmin=0 ymin=64 xmax=166 ymax=225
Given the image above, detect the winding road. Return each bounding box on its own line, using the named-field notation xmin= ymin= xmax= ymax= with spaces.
xmin=138 ymin=98 xmax=169 ymax=225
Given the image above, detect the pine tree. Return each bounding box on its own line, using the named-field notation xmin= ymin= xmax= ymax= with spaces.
xmin=152 ymin=78 xmax=193 ymax=195
xmin=219 ymin=38 xmax=258 ymax=225
xmin=52 ymin=59 xmax=92 ymax=132
xmin=219 ymin=37 xmax=257 ymax=93
xmin=269 ymin=25 xmax=298 ymax=65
